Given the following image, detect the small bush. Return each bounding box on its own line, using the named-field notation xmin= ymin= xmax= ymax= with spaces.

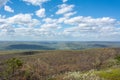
xmin=63 ymin=70 xmax=105 ymax=80
xmin=0 ymin=58 xmax=23 ymax=79
xmin=115 ymin=55 xmax=120 ymax=62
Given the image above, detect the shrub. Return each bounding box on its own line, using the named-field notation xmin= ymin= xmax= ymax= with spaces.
xmin=63 ymin=70 xmax=105 ymax=80
xmin=0 ymin=58 xmax=23 ymax=79
xmin=115 ymin=55 xmax=120 ymax=64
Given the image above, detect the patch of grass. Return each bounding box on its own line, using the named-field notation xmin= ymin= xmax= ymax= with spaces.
xmin=53 ymin=70 xmax=105 ymax=80
xmin=96 ymin=68 xmax=120 ymax=80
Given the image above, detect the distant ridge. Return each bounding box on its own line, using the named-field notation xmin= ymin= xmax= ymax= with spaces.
xmin=6 ymin=44 xmax=55 ymax=50
xmin=0 ymin=41 xmax=120 ymax=50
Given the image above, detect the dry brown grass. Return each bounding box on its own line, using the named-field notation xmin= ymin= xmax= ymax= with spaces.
xmin=0 ymin=48 xmax=120 ymax=80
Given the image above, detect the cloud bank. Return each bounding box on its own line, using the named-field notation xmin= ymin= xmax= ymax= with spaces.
xmin=0 ymin=0 xmax=120 ymax=41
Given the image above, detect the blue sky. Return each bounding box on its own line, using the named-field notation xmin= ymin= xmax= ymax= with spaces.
xmin=0 ymin=0 xmax=120 ymax=41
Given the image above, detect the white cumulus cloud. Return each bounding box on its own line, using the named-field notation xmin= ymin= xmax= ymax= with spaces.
xmin=41 ymin=23 xmax=61 ymax=30
xmin=63 ymin=0 xmax=68 ymax=3
xmin=0 ymin=13 xmax=40 ymax=35
xmin=36 ymin=8 xmax=46 ymax=18
xmin=4 ymin=5 xmax=14 ymax=13
xmin=0 ymin=13 xmax=41 ymax=40
xmin=1 ymin=0 xmax=120 ymax=41
xmin=62 ymin=16 xmax=120 ymax=40
xmin=56 ymin=4 xmax=74 ymax=15
xmin=23 ymin=0 xmax=50 ymax=6
xmin=64 ymin=11 xmax=76 ymax=17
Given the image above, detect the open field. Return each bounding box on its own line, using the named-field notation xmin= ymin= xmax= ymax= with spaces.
xmin=0 ymin=48 xmax=120 ymax=80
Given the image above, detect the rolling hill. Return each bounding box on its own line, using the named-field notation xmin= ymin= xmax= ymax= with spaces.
xmin=0 ymin=48 xmax=120 ymax=80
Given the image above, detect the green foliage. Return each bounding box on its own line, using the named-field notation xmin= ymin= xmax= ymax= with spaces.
xmin=97 ymin=68 xmax=120 ymax=80
xmin=0 ymin=58 xmax=23 ymax=79
xmin=6 ymin=58 xmax=23 ymax=70
xmin=115 ymin=55 xmax=120 ymax=64
xmin=6 ymin=58 xmax=23 ymax=75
